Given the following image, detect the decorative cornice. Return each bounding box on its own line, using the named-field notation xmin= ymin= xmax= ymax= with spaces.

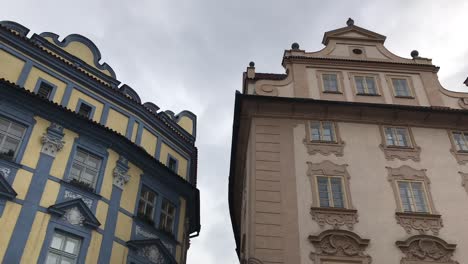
xmin=303 ymin=140 xmax=345 ymax=157
xmin=310 ymin=207 xmax=358 ymax=230
xmin=395 ymin=212 xmax=443 ymax=235
xmin=396 ymin=235 xmax=458 ymax=263
xmin=380 ymin=145 xmax=421 ymax=162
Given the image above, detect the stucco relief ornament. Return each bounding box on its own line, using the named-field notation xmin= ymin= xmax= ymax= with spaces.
xmin=0 ymin=167 xmax=11 ymax=179
xmin=113 ymin=167 xmax=130 ymax=189
xmin=62 ymin=206 xmax=85 ymax=226
xmin=395 ymin=213 xmax=443 ymax=235
xmin=41 ymin=133 xmax=65 ymax=157
xmin=137 ymin=245 xmax=164 ymax=264
xmin=397 ymin=236 xmax=458 ymax=264
xmin=63 ymin=190 xmax=93 ymax=208
xmin=310 ymin=207 xmax=358 ymax=230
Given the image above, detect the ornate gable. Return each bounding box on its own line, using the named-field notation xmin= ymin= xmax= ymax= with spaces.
xmin=127 ymin=239 xmax=177 ymax=264
xmin=322 ymin=18 xmax=386 ymax=45
xmin=48 ymin=199 xmax=101 ymax=229
xmin=0 ymin=172 xmax=17 ymax=200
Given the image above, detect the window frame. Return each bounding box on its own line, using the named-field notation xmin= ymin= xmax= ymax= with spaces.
xmin=386 ymin=75 xmax=415 ymax=99
xmin=33 ymin=78 xmax=57 ymax=101
xmin=450 ymin=131 xmax=468 ymax=153
xmin=308 ymin=120 xmax=338 ymax=143
xmin=0 ymin=116 xmax=27 ymax=162
xmin=353 ymin=75 xmax=379 ymax=95
xmin=67 ymin=148 xmax=103 ymax=191
xmin=315 ymin=175 xmax=347 ymax=209
xmin=159 ymin=198 xmax=176 ymax=234
xmin=166 ymin=154 xmax=179 ymax=174
xmin=396 ymin=180 xmax=431 ymax=213
xmin=349 ymin=72 xmax=382 ymax=96
xmin=383 ymin=126 xmax=414 ymax=148
xmin=75 ymin=99 xmax=96 ymax=119
xmin=319 ymin=72 xmax=342 ymax=94
xmin=46 ymin=231 xmax=82 ymax=264
xmin=137 ymin=185 xmax=158 ymax=223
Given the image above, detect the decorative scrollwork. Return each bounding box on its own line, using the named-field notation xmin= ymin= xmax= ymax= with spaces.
xmin=311 ymin=207 xmax=358 ymax=230
xmin=395 ymin=212 xmax=443 ymax=235
xmin=396 ymin=235 xmax=458 ymax=263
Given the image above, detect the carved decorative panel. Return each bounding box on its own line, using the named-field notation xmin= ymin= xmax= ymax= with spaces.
xmin=396 ymin=235 xmax=458 ymax=264
xmin=395 ymin=212 xmax=443 ymax=235
xmin=309 ymin=230 xmax=372 ymax=263
xmin=310 ymin=207 xmax=358 ymax=230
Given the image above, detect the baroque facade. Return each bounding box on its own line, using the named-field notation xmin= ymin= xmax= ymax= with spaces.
xmin=0 ymin=21 xmax=200 ymax=263
xmin=229 ymin=19 xmax=468 ymax=263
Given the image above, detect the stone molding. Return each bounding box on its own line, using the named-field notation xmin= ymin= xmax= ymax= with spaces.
xmin=448 ymin=130 xmax=468 ymax=164
xmin=0 ymin=167 xmax=11 ymax=179
xmin=395 ymin=212 xmax=443 ymax=235
xmin=307 ymin=160 xmax=355 ymax=210
xmin=113 ymin=156 xmax=130 ymax=189
xmin=309 ymin=230 xmax=372 ymax=263
xmin=62 ymin=206 xmax=85 ymax=226
xmin=303 ymin=121 xmax=345 ymax=157
xmin=379 ymin=125 xmax=421 ymax=162
xmin=310 ymin=207 xmax=358 ymax=230
xmin=40 ymin=122 xmax=65 ymax=157
xmin=396 ymin=235 xmax=458 ymax=264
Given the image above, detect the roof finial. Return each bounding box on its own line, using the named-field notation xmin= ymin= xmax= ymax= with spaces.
xmin=291 ymin=42 xmax=300 ymax=50
xmin=249 ymin=61 xmax=255 ymax=67
xmin=410 ymin=50 xmax=419 ymax=58
xmin=346 ymin=18 xmax=354 ymax=26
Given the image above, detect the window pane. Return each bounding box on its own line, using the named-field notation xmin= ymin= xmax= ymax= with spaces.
xmin=64 ymin=238 xmax=79 ymax=254
xmin=398 ymin=182 xmax=412 ymax=212
xmin=46 ymin=253 xmax=59 ymax=264
xmin=393 ymin=79 xmax=409 ymax=97
xmin=310 ymin=122 xmax=321 ymax=141
xmin=330 ymin=178 xmax=344 ymax=208
xmin=411 ymin=182 xmax=428 ymax=213
xmin=395 ymin=128 xmax=410 ymax=147
xmin=365 ymin=77 xmax=376 ymax=94
xmin=85 ymin=155 xmax=101 ymax=169
xmin=454 ymin=132 xmax=468 ymax=151
xmin=137 ymin=200 xmax=146 ymax=215
xmin=74 ymin=151 xmax=87 ymax=163
xmin=3 ymin=137 xmax=19 ymax=152
xmin=83 ymin=168 xmax=97 ymax=182
xmin=60 ymin=257 xmax=74 ymax=264
xmin=317 ymin=177 xmax=330 ymax=207
xmin=355 ymin=76 xmax=365 ymax=94
xmin=70 ymin=164 xmax=83 ymax=178
xmin=321 ymin=122 xmax=334 ymax=142
xmin=9 ymin=123 xmax=26 ymax=138
xmin=385 ymin=128 xmax=395 ymax=146
xmin=0 ymin=118 xmax=8 ymax=132
xmin=51 ymin=234 xmax=64 ymax=250
xmin=323 ymin=74 xmax=338 ymax=92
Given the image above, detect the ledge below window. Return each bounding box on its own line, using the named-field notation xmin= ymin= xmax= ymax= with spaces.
xmin=310 ymin=207 xmax=358 ymax=230
xmin=380 ymin=144 xmax=421 ymax=162
xmin=450 ymin=149 xmax=468 ymax=165
xmin=395 ymin=212 xmax=443 ymax=235
xmin=303 ymin=139 xmax=345 ymax=157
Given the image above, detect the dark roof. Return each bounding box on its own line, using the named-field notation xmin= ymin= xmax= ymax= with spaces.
xmin=251 ymin=72 xmax=288 ymax=81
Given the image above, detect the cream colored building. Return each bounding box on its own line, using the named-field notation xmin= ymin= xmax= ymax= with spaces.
xmin=229 ymin=19 xmax=468 ymax=264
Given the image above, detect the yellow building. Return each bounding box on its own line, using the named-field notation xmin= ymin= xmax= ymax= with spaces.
xmin=0 ymin=21 xmax=200 ymax=264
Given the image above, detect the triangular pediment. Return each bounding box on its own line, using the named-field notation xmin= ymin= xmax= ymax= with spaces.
xmin=127 ymin=239 xmax=177 ymax=264
xmin=48 ymin=199 xmax=101 ymax=229
xmin=322 ymin=24 xmax=386 ymax=45
xmin=0 ymin=175 xmax=17 ymax=200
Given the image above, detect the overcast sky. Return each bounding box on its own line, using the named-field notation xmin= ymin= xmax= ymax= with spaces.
xmin=3 ymin=1 xmax=468 ymax=263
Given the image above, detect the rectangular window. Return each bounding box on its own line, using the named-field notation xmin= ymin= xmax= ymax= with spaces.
xmin=452 ymin=132 xmax=468 ymax=152
xmin=137 ymin=186 xmax=157 ymax=223
xmin=0 ymin=117 xmax=26 ymax=161
xmin=322 ymin=73 xmax=339 ymax=92
xmin=398 ymin=181 xmax=429 ymax=213
xmin=159 ymin=199 xmax=176 ymax=234
xmin=392 ymin=78 xmax=412 ymax=97
xmin=167 ymin=156 xmax=178 ymax=173
xmin=69 ymin=149 xmax=102 ymax=190
xmin=46 ymin=231 xmax=81 ymax=264
xmin=384 ymin=127 xmax=412 ymax=147
xmin=316 ymin=176 xmax=345 ymax=208
xmin=77 ymin=103 xmax=93 ymax=118
xmin=310 ymin=121 xmax=336 ymax=142
xmin=37 ymin=82 xmax=54 ymax=99
xmin=354 ymin=76 xmax=377 ymax=95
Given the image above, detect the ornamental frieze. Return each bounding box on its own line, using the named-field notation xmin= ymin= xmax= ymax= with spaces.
xmin=310 ymin=207 xmax=358 ymax=230
xmin=396 ymin=235 xmax=458 ymax=264
xmin=395 ymin=212 xmax=443 ymax=235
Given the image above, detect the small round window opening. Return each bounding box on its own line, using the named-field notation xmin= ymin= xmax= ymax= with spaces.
xmin=352 ymin=48 xmax=363 ymax=55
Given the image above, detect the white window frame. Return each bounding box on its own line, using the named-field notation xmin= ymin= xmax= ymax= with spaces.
xmin=396 ymin=180 xmax=431 ymax=213
xmin=384 ymin=126 xmax=413 ymax=148
xmin=309 ymin=121 xmax=337 ymax=143
xmin=137 ymin=186 xmax=157 ymax=221
xmin=69 ymin=148 xmax=102 ymax=189
xmin=159 ymin=198 xmax=176 ymax=234
xmin=354 ymin=75 xmax=378 ymax=95
xmin=46 ymin=231 xmax=82 ymax=264
xmin=0 ymin=116 xmax=26 ymax=161
xmin=315 ymin=175 xmax=347 ymax=208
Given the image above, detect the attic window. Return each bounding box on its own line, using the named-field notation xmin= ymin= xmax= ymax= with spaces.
xmin=352 ymin=48 xmax=363 ymax=55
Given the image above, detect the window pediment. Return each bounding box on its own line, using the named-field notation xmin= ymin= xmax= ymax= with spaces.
xmin=127 ymin=239 xmax=177 ymax=264
xmin=47 ymin=199 xmax=101 ymax=229
xmin=0 ymin=171 xmax=17 ymax=200
xmin=396 ymin=235 xmax=458 ymax=264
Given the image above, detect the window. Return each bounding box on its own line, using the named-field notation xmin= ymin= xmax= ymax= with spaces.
xmin=354 ymin=76 xmax=377 ymax=95
xmin=452 ymin=132 xmax=468 ymax=152
xmin=159 ymin=199 xmax=176 ymax=234
xmin=137 ymin=186 xmax=157 ymax=223
xmin=37 ymin=82 xmax=54 ymax=99
xmin=392 ymin=78 xmax=412 ymax=97
xmin=167 ymin=156 xmax=178 ymax=173
xmin=0 ymin=117 xmax=26 ymax=161
xmin=384 ymin=127 xmax=412 ymax=147
xmin=77 ymin=103 xmax=93 ymax=118
xmin=69 ymin=149 xmax=102 ymax=190
xmin=316 ymin=176 xmax=345 ymax=208
xmin=322 ymin=73 xmax=339 ymax=92
xmin=397 ymin=181 xmax=429 ymax=213
xmin=310 ymin=121 xmax=336 ymax=142
xmin=46 ymin=231 xmax=81 ymax=264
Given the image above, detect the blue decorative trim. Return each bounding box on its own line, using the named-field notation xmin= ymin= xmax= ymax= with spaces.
xmin=33 ymin=77 xmax=58 ymax=101
xmin=120 ymin=84 xmax=141 ymax=104
xmin=126 ymin=116 xmax=136 ymax=140
xmin=135 ymin=121 xmax=143 ymax=145
xmin=60 ymin=83 xmax=73 ymax=107
xmin=100 ymin=103 xmax=110 ymax=125
xmin=0 ymin=172 xmax=17 ymax=200
xmin=37 ymin=32 xmax=117 ymax=80
xmin=0 ymin=21 xmax=30 ymax=37
xmin=16 ymin=60 xmax=32 ymax=86
xmin=37 ymin=217 xmax=92 ymax=264
xmin=75 ymin=98 xmax=96 ymax=120
xmin=143 ymin=102 xmax=160 ymax=114
xmin=97 ymin=185 xmax=123 ymax=263
xmin=155 ymin=136 xmax=162 ymax=160
xmin=166 ymin=154 xmax=179 ymax=174
xmin=48 ymin=199 xmax=101 ymax=228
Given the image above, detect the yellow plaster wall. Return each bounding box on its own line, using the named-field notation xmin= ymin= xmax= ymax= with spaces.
xmin=141 ymin=128 xmax=157 ymax=156
xmin=56 ymin=41 xmax=112 ymax=77
xmin=115 ymin=212 xmax=132 ymax=241
xmin=23 ymin=67 xmax=67 ymax=104
xmin=0 ymin=49 xmax=25 ymax=83
xmin=20 ymin=212 xmax=50 ymax=264
xmin=159 ymin=143 xmax=188 ymax=179
xmin=96 ymin=201 xmax=109 ymax=230
xmin=100 ymin=149 xmax=118 ymax=200
xmin=120 ymin=162 xmax=142 ymax=213
xmin=85 ymin=231 xmax=103 ymax=264
xmin=106 ymin=108 xmax=128 ymax=136
xmin=50 ymin=128 xmax=78 ymax=179
xmin=39 ymin=180 xmax=60 ymax=207
xmin=21 ymin=116 xmax=50 ymax=168
xmin=12 ymin=169 xmax=33 ymax=200
xmin=176 ymin=197 xmax=187 ymax=262
xmin=110 ymin=242 xmax=128 ymax=264
xmin=0 ymin=202 xmax=22 ymax=261
xmin=67 ymin=89 xmax=104 ymax=122
xmin=177 ymin=116 xmax=194 ymax=135
xmin=131 ymin=122 xmax=138 ymax=143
